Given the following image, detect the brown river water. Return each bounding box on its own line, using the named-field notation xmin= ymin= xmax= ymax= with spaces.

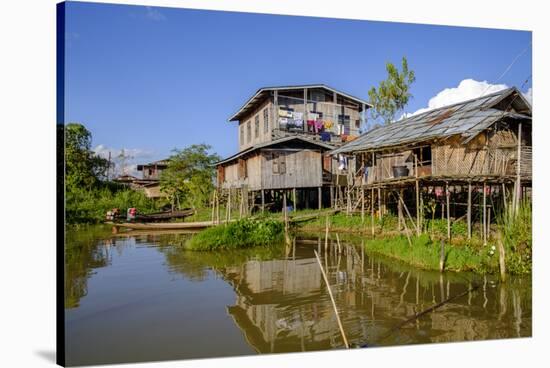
xmin=65 ymin=226 xmax=531 ymax=366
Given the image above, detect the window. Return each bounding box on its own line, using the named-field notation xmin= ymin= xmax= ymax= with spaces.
xmin=254 ymin=115 xmax=260 ymax=138
xmin=272 ymin=152 xmax=286 ymax=174
xmin=247 ymin=121 xmax=251 ymax=143
xmin=240 ymin=125 xmax=244 ymax=145
xmin=238 ymin=158 xmax=247 ymax=179
xmin=338 ymin=115 xmax=351 ymax=135
xmin=263 ymin=108 xmax=269 ymax=133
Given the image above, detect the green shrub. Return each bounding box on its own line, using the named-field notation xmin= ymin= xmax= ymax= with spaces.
xmin=187 ymin=218 xmax=285 ymax=251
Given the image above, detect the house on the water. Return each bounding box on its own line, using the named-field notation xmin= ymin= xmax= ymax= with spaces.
xmin=331 ymin=87 xmax=532 ymax=240
xmin=216 ymin=84 xmax=371 ymax=211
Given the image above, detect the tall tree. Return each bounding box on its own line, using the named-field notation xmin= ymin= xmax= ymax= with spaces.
xmin=160 ymin=144 xmax=220 ymax=210
xmin=368 ymin=57 xmax=416 ymax=125
xmin=64 ymin=123 xmax=110 ymax=190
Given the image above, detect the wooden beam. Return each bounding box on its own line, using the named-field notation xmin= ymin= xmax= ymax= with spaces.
xmin=371 ymin=187 xmax=375 ymax=235
xmin=318 ymin=187 xmax=322 ymax=210
xmin=293 ymin=187 xmax=297 ymax=211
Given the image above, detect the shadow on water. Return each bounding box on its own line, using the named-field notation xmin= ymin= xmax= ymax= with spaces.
xmin=64 ymin=226 xmax=532 ymax=365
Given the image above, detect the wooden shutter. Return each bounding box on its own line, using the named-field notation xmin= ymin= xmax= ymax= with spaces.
xmin=279 ymin=154 xmax=286 ymax=174
xmin=272 ymin=153 xmax=279 ymax=174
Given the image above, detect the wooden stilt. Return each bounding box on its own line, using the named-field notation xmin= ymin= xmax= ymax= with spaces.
xmin=370 ymin=188 xmax=374 ymax=236
xmin=516 ymin=122 xmax=522 ymax=214
xmin=261 ymin=189 xmax=265 ymax=213
xmin=467 ymin=182 xmax=472 ymax=240
xmin=398 ymin=189 xmax=404 ymax=231
xmin=415 ymin=154 xmax=420 ymax=235
xmin=483 ymin=182 xmax=487 ymax=246
xmin=293 ymin=187 xmax=297 ymax=211
xmin=318 ymin=187 xmax=322 ymax=210
xmin=446 ymin=183 xmax=451 ymax=240
xmin=330 ymin=186 xmax=334 ymax=209
xmin=227 ymin=187 xmax=232 ymax=221
xmin=377 ymin=186 xmax=382 ymax=220
xmin=361 ymin=186 xmax=365 ymax=223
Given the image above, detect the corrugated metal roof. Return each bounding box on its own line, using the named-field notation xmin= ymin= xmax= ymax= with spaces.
xmin=331 ymin=87 xmax=531 ymax=155
xmin=228 ymin=84 xmax=371 ymax=122
xmin=216 ymin=136 xmax=336 ymax=166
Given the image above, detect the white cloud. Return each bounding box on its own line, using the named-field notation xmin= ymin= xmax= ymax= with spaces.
xmin=93 ymin=145 xmax=155 ymax=178
xmin=402 ymin=79 xmax=509 ymax=118
xmin=145 ymin=6 xmax=166 ymax=21
xmin=522 ymin=87 xmax=532 ymax=104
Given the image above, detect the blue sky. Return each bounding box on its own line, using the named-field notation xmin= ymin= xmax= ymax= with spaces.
xmin=64 ymin=2 xmax=532 ymax=173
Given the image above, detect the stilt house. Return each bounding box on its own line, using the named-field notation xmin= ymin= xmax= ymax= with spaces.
xmin=216 ymin=85 xmax=371 ymax=211
xmin=331 ymin=87 xmax=532 ymax=240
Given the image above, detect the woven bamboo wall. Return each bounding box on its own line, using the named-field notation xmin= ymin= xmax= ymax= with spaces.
xmin=432 ymin=129 xmax=521 ymax=177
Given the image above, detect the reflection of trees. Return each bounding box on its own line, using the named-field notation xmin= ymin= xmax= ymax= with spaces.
xmin=65 ymin=227 xmax=113 ymax=308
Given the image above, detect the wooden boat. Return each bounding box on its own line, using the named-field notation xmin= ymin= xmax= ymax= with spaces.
xmin=109 ymin=220 xmax=231 ymax=231
xmin=135 ymin=209 xmax=194 ymax=222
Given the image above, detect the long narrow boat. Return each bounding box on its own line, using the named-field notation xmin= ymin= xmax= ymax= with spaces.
xmin=108 ymin=220 xmax=229 ymax=230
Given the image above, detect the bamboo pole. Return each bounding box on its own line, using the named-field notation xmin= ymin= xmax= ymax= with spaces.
xmin=483 ymin=182 xmax=487 ymax=246
xmin=378 ymin=186 xmax=382 ymax=220
xmin=261 ymin=189 xmax=265 ymax=214
xmin=396 ymin=190 xmax=419 ymax=235
xmin=361 ymin=186 xmax=365 ymax=223
xmin=515 ymin=122 xmax=522 ymax=214
xmin=313 ymin=250 xmax=350 ymax=349
xmin=415 ymin=154 xmax=420 ymax=235
xmin=211 ymin=191 xmax=216 ymax=223
xmin=439 ymin=240 xmax=445 ymax=272
xmin=324 ymin=215 xmax=329 ymax=253
xmin=371 ymin=187 xmax=375 ymax=236
xmin=497 ymin=235 xmax=507 ymax=282
xmin=336 ymin=233 xmax=342 ymax=254
xmin=467 ymin=182 xmax=472 ymax=240
xmin=446 ymin=183 xmax=451 ymax=240
xmin=227 ymin=188 xmax=232 ymax=221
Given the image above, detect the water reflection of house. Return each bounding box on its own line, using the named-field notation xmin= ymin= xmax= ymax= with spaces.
xmin=222 ymin=255 xmax=348 ymax=353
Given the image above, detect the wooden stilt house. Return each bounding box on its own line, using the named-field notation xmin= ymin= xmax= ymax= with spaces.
xmin=331 ymin=87 xmax=532 ymax=239
xmin=216 ymin=84 xmax=371 ymax=212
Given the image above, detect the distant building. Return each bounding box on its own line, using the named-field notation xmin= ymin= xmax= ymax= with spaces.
xmin=118 ymin=159 xmax=171 ymax=199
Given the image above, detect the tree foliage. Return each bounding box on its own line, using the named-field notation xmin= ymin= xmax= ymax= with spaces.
xmin=64 ymin=123 xmax=110 ymax=190
xmin=160 ymin=144 xmax=220 ymax=210
xmin=368 ymin=57 xmax=416 ymax=125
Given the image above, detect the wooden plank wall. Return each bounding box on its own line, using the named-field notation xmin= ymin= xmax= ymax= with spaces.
xmin=261 ymin=149 xmax=322 ymax=189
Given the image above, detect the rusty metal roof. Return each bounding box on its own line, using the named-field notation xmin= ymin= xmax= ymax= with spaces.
xmin=331 ymin=87 xmax=531 ymax=155
xmin=216 ymin=136 xmax=335 ymax=166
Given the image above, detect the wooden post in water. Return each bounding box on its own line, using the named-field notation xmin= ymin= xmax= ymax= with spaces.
xmin=467 ymin=182 xmax=472 ymax=240
xmin=361 ymin=186 xmax=365 ymax=223
xmin=324 ymin=215 xmax=329 ymax=253
xmin=336 ymin=233 xmax=342 ymax=254
xmin=497 ymin=234 xmax=507 ymax=282
xmin=371 ymin=187 xmax=375 ymax=236
xmin=313 ymin=250 xmax=350 ymax=349
xmin=439 ymin=240 xmax=445 ymax=272
xmin=483 ymin=182 xmax=487 ymax=246
xmin=446 ymin=183 xmax=451 ymax=240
